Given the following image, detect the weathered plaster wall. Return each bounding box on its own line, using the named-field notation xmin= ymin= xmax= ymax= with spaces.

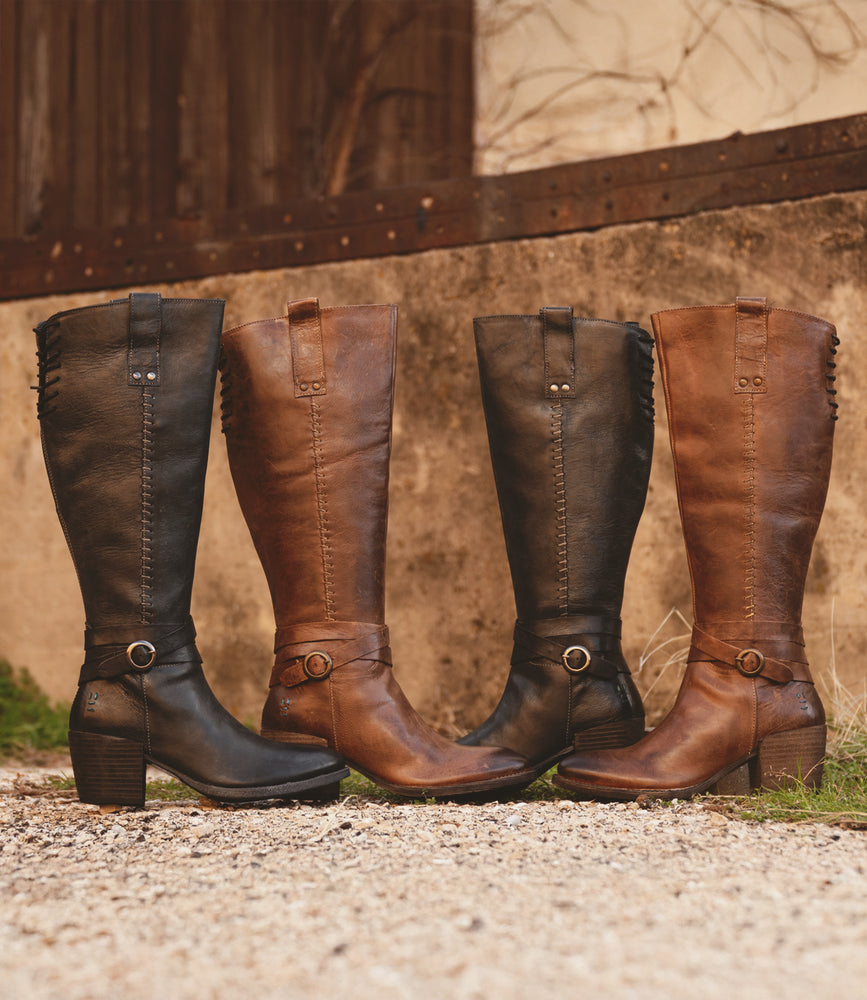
xmin=2 ymin=191 xmax=864 ymax=732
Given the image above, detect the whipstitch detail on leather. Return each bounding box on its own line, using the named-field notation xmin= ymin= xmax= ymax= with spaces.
xmin=310 ymin=399 xmax=336 ymax=621
xmin=826 ymin=331 xmax=840 ymax=420
xmin=32 ymin=321 xmax=61 ymax=420
xmin=551 ymin=400 xmax=568 ymax=615
xmin=141 ymin=389 xmax=155 ymax=624
xmin=634 ymin=327 xmax=655 ymax=421
xmin=742 ymin=393 xmax=756 ymax=620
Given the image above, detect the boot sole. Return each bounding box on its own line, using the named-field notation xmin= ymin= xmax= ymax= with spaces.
xmin=458 ymin=716 xmax=648 ymax=783
xmin=69 ymin=730 xmax=349 ymax=807
xmin=552 ymin=724 xmax=827 ymax=802
xmin=345 ymin=761 xmax=540 ymax=800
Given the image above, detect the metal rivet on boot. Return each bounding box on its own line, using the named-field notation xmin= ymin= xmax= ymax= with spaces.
xmin=132 ymin=371 xmax=142 ymax=380
xmin=299 ymin=382 xmax=309 ymax=391
xmin=146 ymin=372 xmax=156 ymax=381
xmin=738 ymin=377 xmax=749 ymax=387
xmin=550 ymin=384 xmax=560 ymax=392
xmin=753 ymin=376 xmax=763 ymax=387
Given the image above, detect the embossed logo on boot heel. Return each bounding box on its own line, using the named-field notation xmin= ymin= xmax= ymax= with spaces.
xmin=86 ymin=691 xmax=99 ymax=712
xmin=795 ymin=689 xmax=809 ymax=712
xmin=279 ymin=696 xmax=291 ymax=717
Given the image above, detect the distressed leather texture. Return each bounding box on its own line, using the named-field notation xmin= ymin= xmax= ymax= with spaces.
xmin=558 ymin=299 xmax=838 ymax=797
xmin=459 ymin=310 xmax=653 ymax=768
xmin=220 ymin=300 xmax=533 ymax=795
xmin=38 ymin=295 xmax=345 ymax=795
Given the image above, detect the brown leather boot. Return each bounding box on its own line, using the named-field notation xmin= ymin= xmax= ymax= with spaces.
xmin=556 ymin=297 xmax=838 ymax=800
xmin=458 ymin=308 xmax=652 ymax=774
xmin=220 ymin=298 xmax=533 ymax=797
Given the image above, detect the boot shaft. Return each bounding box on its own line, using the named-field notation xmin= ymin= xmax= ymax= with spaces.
xmin=35 ymin=294 xmax=224 ymax=627
xmin=652 ymin=298 xmax=838 ymax=627
xmin=220 ymin=299 xmax=397 ymax=625
xmin=474 ymin=308 xmax=654 ymax=621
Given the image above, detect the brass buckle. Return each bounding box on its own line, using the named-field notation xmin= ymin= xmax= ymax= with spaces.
xmin=562 ymin=645 xmax=591 ymax=674
xmin=126 ymin=640 xmax=157 ymax=671
xmin=735 ymin=648 xmax=765 ymax=676
xmin=303 ymin=651 xmax=334 ymax=681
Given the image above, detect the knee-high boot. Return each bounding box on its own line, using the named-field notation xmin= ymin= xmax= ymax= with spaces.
xmin=35 ymin=293 xmax=348 ymax=806
xmin=219 ymin=298 xmax=533 ymax=797
xmin=556 ymin=297 xmax=838 ymax=799
xmin=459 ymin=307 xmax=652 ymax=773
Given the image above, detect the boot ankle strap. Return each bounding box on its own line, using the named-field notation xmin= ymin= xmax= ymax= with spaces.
xmin=80 ymin=618 xmax=200 ymax=682
xmin=689 ymin=626 xmax=809 ymax=683
xmin=512 ymin=619 xmax=629 ymax=680
xmin=271 ymin=623 xmax=391 ymax=689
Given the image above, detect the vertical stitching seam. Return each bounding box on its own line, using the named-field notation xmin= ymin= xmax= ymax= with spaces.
xmin=329 ymin=675 xmax=339 ymax=753
xmin=743 ymin=393 xmax=756 ymax=620
xmin=552 ymin=400 xmax=568 ymax=616
xmin=141 ymin=675 xmax=152 ymax=755
xmin=141 ymin=389 xmax=155 ymax=625
xmin=310 ymin=399 xmax=336 ymax=621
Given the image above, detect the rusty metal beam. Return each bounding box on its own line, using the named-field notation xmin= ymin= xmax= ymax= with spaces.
xmin=2 ymin=113 xmax=865 ymax=301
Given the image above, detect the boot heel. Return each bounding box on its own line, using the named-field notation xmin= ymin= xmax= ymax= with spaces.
xmin=711 ymin=761 xmax=752 ymax=796
xmin=573 ymin=717 xmax=645 ymax=752
xmin=68 ymin=730 xmax=147 ymax=807
xmin=755 ymin=724 xmax=826 ymax=791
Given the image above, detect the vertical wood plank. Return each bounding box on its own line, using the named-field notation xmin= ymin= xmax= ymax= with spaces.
xmin=273 ymin=0 xmax=298 ymax=201
xmin=0 ymin=0 xmax=19 ymax=237
xmin=127 ymin=0 xmax=152 ymax=225
xmin=16 ymin=0 xmax=53 ymax=235
xmin=446 ymin=0 xmax=474 ymax=177
xmin=177 ymin=0 xmax=229 ymax=218
xmin=44 ymin=1 xmax=72 ymax=233
xmin=70 ymin=0 xmax=100 ymax=230
xmin=98 ymin=0 xmax=130 ymax=227
xmin=256 ymin=0 xmax=279 ymax=208
xmin=149 ymin=0 xmax=181 ymax=220
xmin=228 ymin=0 xmax=279 ymax=209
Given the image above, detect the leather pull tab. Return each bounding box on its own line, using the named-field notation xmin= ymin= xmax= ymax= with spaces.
xmin=541 ymin=306 xmax=576 ymax=399
xmin=734 ymin=296 xmax=768 ymax=394
xmin=288 ymin=298 xmax=327 ymax=397
xmin=127 ymin=293 xmax=161 ymax=387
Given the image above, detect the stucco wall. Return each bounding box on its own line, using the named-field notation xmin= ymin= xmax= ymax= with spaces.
xmin=2 ymin=190 xmax=864 ymax=732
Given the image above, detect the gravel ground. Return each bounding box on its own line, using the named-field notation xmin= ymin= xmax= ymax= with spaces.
xmin=2 ymin=761 xmax=866 ymax=1000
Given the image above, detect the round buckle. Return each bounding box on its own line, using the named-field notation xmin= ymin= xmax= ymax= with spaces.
xmin=303 ymin=651 xmax=334 ymax=680
xmin=562 ymin=645 xmax=592 ymax=674
xmin=126 ymin=640 xmax=157 ymax=671
xmin=735 ymin=648 xmax=765 ymax=676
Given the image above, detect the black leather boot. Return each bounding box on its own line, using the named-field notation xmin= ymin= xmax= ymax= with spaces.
xmin=34 ymin=293 xmax=348 ymax=806
xmin=459 ymin=307 xmax=653 ymax=775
